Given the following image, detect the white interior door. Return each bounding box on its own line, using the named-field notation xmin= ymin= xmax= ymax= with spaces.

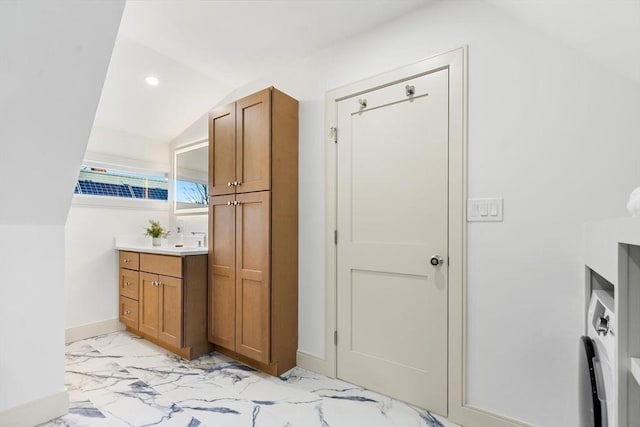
xmin=336 ymin=69 xmax=450 ymax=414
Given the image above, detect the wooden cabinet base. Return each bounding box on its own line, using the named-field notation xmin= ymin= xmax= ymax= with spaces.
xmin=126 ymin=326 xmax=213 ymax=361
xmin=212 ymin=344 xmax=295 ymax=376
xmin=118 ymin=251 xmax=210 ymax=361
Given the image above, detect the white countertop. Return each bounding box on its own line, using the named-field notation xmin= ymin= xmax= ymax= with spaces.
xmin=115 ymin=244 xmax=208 ymax=256
xmin=584 ymin=217 xmax=640 ymax=286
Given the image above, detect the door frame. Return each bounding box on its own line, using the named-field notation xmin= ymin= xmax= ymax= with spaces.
xmin=323 ymin=47 xmax=526 ymax=427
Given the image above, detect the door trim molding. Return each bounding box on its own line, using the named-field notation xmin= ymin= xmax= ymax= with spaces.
xmin=322 ymin=47 xmax=528 ymax=427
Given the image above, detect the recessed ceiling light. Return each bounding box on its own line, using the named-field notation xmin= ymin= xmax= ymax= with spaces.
xmin=145 ymin=75 xmax=159 ymax=86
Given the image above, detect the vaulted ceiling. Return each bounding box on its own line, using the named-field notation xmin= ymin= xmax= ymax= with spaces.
xmin=93 ymin=0 xmax=640 ymax=145
xmin=93 ymin=0 xmax=431 ymax=142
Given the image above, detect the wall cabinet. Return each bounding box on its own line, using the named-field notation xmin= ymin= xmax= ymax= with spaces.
xmin=208 ymin=87 xmax=298 ymax=375
xmin=209 ymin=89 xmax=271 ymax=196
xmin=118 ymin=250 xmax=209 ymax=360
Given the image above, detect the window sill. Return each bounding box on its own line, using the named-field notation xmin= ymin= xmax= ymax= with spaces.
xmin=72 ymin=194 xmax=168 ymax=211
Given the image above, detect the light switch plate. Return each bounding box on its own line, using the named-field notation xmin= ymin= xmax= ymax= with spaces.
xmin=467 ymin=197 xmax=503 ymax=222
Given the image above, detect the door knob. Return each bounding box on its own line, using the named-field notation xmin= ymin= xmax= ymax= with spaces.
xmin=430 ymin=255 xmax=443 ymax=267
xmin=227 ymin=182 xmax=233 ymax=187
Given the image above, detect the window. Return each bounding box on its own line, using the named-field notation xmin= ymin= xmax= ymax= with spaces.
xmin=74 ymin=166 xmax=168 ymax=201
xmin=175 ymin=179 xmax=208 ymax=206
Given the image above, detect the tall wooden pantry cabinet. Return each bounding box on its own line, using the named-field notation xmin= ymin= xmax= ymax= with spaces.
xmin=208 ymin=87 xmax=298 ymax=375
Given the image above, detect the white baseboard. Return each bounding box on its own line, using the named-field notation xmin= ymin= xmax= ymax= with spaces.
xmin=65 ymin=318 xmax=125 ymax=344
xmin=0 ymin=390 xmax=68 ymax=427
xmin=296 ymin=350 xmax=332 ymax=377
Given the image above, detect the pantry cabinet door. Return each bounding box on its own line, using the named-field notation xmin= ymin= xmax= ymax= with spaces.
xmin=209 ymin=103 xmax=237 ymax=196
xmin=208 ymin=194 xmax=237 ymax=350
xmin=236 ymin=89 xmax=271 ymax=194
xmin=235 ymin=191 xmax=270 ymax=363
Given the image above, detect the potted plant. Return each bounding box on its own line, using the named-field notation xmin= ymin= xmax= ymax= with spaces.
xmin=145 ymin=219 xmax=170 ymax=246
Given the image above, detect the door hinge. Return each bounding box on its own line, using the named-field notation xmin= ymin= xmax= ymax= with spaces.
xmin=334 ymin=229 xmax=338 ymax=245
xmin=334 ymin=330 xmax=338 ymax=345
xmin=330 ymin=126 xmax=337 ymax=144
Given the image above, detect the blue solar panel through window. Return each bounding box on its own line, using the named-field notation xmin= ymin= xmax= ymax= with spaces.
xmin=76 ymin=180 xmax=167 ymax=201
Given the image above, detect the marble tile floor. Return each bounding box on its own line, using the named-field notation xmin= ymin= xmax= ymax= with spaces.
xmin=40 ymin=331 xmax=460 ymax=427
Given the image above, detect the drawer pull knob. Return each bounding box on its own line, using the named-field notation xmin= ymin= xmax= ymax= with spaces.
xmin=124 ymin=282 xmax=131 ymax=287
xmin=124 ymin=310 xmax=131 ymax=315
xmin=123 ymin=259 xmax=130 ymax=263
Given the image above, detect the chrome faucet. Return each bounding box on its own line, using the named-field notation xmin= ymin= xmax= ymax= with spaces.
xmin=191 ymin=232 xmax=207 ymax=247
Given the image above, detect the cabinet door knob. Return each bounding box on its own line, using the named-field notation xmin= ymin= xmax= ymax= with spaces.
xmin=233 ymin=181 xmax=241 ymax=187
xmin=227 ymin=201 xmax=232 ymax=206
xmin=158 ymin=281 xmax=163 ymax=286
xmin=124 ymin=282 xmax=131 ymax=287
xmin=227 ymin=181 xmax=233 ymax=187
xmin=124 ymin=310 xmax=131 ymax=315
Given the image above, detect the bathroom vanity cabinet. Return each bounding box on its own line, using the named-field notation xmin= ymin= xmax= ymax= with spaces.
xmin=208 ymin=87 xmax=298 ymax=375
xmin=118 ymin=249 xmax=210 ymax=360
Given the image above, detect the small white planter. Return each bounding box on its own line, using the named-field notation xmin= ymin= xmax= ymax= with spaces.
xmin=152 ymin=237 xmax=161 ymax=247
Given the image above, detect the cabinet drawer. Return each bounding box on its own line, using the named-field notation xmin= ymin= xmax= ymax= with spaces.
xmin=140 ymin=253 xmax=182 ymax=278
xmin=119 ymin=296 xmax=138 ymax=330
xmin=119 ymin=268 xmax=139 ymax=300
xmin=119 ymin=251 xmax=140 ymax=270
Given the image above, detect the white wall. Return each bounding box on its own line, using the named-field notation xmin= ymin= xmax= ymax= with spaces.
xmin=65 ymin=126 xmax=172 ymax=334
xmin=65 ymin=202 xmax=169 ymax=330
xmin=87 ymin=126 xmax=170 ymax=170
xmin=170 ymin=2 xmax=640 ymax=426
xmin=0 ymin=0 xmax=124 ymax=421
xmin=0 ymin=226 xmax=65 ymax=410
xmin=66 ymin=90 xmax=173 ymax=335
xmin=0 ymin=1 xmax=124 ymax=226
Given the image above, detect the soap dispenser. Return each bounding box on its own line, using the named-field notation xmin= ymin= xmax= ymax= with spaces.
xmin=175 ymin=220 xmax=185 ymax=246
